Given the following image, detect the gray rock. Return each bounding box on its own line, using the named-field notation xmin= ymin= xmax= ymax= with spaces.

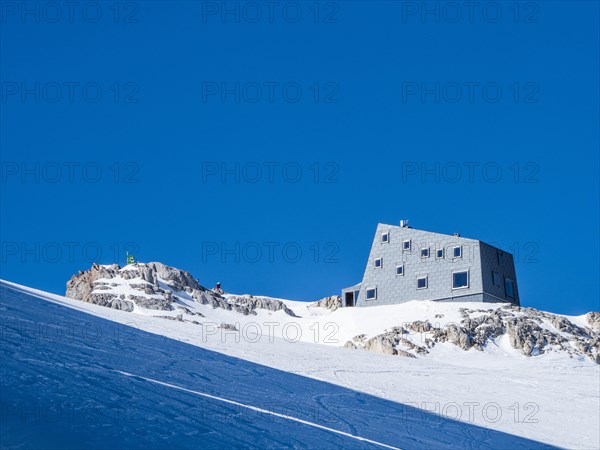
xmin=155 ymin=314 xmax=184 ymax=322
xmin=586 ymin=312 xmax=600 ymax=333
xmin=314 ymin=296 xmax=342 ymax=311
xmin=66 ymin=262 xmax=214 ymax=313
xmin=344 ymin=305 xmax=599 ymax=363
xmin=364 ymin=335 xmax=397 ymax=355
xmin=225 ymin=295 xmax=298 ymax=317
xmin=405 ymin=321 xmax=432 ymax=333
xmin=87 ymin=293 xmax=134 ymax=312
xmin=146 ymin=262 xmax=201 ymax=292
xmin=505 ymin=318 xmax=546 ymax=356
xmin=346 ymin=328 xmax=425 ymax=358
xmin=127 ymin=295 xmax=173 ymax=311
xmin=344 ymin=340 xmax=357 ymax=349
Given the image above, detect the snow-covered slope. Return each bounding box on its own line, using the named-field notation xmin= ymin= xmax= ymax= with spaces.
xmin=64 ymin=262 xmax=600 ymax=364
xmin=1 ymin=279 xmax=599 ymax=449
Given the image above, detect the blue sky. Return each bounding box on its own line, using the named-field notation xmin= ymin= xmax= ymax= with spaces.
xmin=1 ymin=1 xmax=598 ymax=315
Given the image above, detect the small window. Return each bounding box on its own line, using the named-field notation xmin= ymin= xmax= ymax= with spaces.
xmin=436 ymin=248 xmax=444 ymax=259
xmin=453 ymin=246 xmax=462 ymax=258
xmin=452 ymin=270 xmax=469 ymax=289
xmin=403 ymin=240 xmax=411 ymax=251
xmin=497 ymin=252 xmax=505 ymax=266
xmin=374 ymin=258 xmax=383 ymax=268
xmin=366 ymin=288 xmax=377 ymax=300
xmin=505 ymin=278 xmax=515 ymax=298
xmin=381 ymin=232 xmax=389 ymax=243
xmin=421 ymin=248 xmax=430 ymax=258
xmin=492 ymin=271 xmax=501 ymax=286
xmin=396 ymin=265 xmax=404 ymax=276
xmin=417 ymin=276 xmax=428 ymax=289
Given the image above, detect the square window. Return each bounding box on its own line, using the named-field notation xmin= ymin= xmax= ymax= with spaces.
xmin=505 ymin=278 xmax=515 ymax=298
xmin=421 ymin=248 xmax=430 ymax=258
xmin=492 ymin=271 xmax=501 ymax=286
xmin=366 ymin=288 xmax=377 ymax=300
xmin=396 ymin=265 xmax=404 ymax=276
xmin=452 ymin=271 xmax=469 ymax=289
xmin=453 ymin=246 xmax=462 ymax=258
xmin=381 ymin=232 xmax=390 ymax=243
xmin=417 ymin=276 xmax=428 ymax=289
xmin=497 ymin=252 xmax=505 ymax=265
xmin=436 ymin=248 xmax=444 ymax=258
xmin=374 ymin=258 xmax=383 ymax=268
xmin=403 ymin=240 xmax=411 ymax=251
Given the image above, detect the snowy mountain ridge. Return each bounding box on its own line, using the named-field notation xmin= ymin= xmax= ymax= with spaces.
xmin=66 ymin=261 xmax=297 ymax=317
xmin=2 ymin=279 xmax=599 ymax=449
xmin=64 ymin=261 xmax=600 ymax=364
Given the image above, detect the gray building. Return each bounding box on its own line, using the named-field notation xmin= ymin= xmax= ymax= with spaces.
xmin=342 ymin=221 xmax=520 ymax=307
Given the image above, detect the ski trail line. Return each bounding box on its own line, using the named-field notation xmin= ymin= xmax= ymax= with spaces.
xmin=116 ymin=370 xmax=402 ymax=450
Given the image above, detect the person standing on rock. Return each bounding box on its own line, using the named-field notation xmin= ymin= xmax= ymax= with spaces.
xmin=214 ymin=282 xmax=224 ymax=295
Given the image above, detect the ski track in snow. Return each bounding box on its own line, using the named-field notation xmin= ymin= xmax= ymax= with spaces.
xmin=116 ymin=371 xmax=401 ymax=450
xmin=1 ymin=281 xmax=595 ymax=449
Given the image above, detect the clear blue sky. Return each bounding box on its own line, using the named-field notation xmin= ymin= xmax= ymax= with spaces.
xmin=1 ymin=1 xmax=598 ymax=315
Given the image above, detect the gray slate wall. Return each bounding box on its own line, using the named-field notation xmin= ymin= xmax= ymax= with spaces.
xmin=479 ymin=241 xmax=520 ymax=305
xmin=348 ymin=224 xmax=520 ymax=307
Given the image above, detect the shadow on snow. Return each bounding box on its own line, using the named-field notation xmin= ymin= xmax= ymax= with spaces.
xmin=0 ymin=283 xmax=556 ymax=450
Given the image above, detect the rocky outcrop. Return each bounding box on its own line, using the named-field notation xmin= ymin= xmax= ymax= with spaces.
xmin=405 ymin=321 xmax=432 ymax=333
xmin=66 ymin=262 xmax=220 ymax=312
xmin=188 ymin=292 xmax=296 ymax=317
xmin=66 ymin=263 xmax=119 ymax=303
xmin=586 ymin=312 xmax=600 ymax=333
xmin=345 ymin=305 xmax=600 ymax=363
xmin=80 ymin=292 xmax=135 ymax=312
xmin=345 ymin=327 xmax=427 ymax=358
xmin=67 ymin=262 xmax=599 ymax=364
xmin=314 ymin=296 xmax=342 ymax=311
xmin=66 ymin=262 xmax=297 ymax=317
xmin=225 ymin=295 xmax=298 ymax=317
xmin=145 ymin=262 xmax=201 ymax=291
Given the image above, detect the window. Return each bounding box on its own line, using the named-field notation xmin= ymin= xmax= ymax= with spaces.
xmin=497 ymin=252 xmax=505 ymax=266
xmin=452 ymin=270 xmax=469 ymax=289
xmin=421 ymin=248 xmax=430 ymax=258
xmin=505 ymin=278 xmax=515 ymax=298
xmin=381 ymin=232 xmax=390 ymax=243
xmin=417 ymin=276 xmax=428 ymax=289
xmin=374 ymin=258 xmax=383 ymax=268
xmin=453 ymin=245 xmax=462 ymax=258
xmin=396 ymin=265 xmax=404 ymax=276
xmin=403 ymin=239 xmax=411 ymax=251
xmin=492 ymin=271 xmax=501 ymax=286
xmin=436 ymin=248 xmax=444 ymax=259
xmin=366 ymin=288 xmax=377 ymax=300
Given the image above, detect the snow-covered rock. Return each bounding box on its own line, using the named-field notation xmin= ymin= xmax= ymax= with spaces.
xmin=5 ymin=280 xmax=599 ymax=449
xmin=66 ymin=262 xmax=297 ymax=320
xmin=66 ymin=262 xmax=213 ymax=312
xmin=312 ymin=295 xmax=342 ymax=311
xmin=345 ymin=305 xmax=600 ymax=363
xmin=66 ymin=261 xmax=599 ymax=365
xmin=586 ymin=311 xmax=600 ymax=333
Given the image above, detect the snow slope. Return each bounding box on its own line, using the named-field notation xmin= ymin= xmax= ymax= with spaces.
xmin=63 ymin=262 xmax=599 ymax=362
xmin=1 ymin=280 xmax=598 ymax=449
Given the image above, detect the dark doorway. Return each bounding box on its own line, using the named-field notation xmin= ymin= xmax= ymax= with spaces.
xmin=345 ymin=292 xmax=355 ymax=307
